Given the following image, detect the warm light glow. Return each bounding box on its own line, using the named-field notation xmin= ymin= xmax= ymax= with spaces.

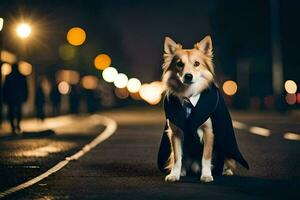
xmin=139 ymin=82 xmax=163 ymax=105
xmin=58 ymin=81 xmax=71 ymax=95
xmin=127 ymin=78 xmax=142 ymax=93
xmin=16 ymin=23 xmax=31 ymax=38
xmin=1 ymin=50 xmax=17 ymax=64
xmin=18 ymin=61 xmax=32 ymax=76
xmin=102 ymin=67 xmax=118 ymax=83
xmin=59 ymin=44 xmax=76 ymax=60
xmin=94 ymin=54 xmax=111 ymax=70
xmin=66 ymin=27 xmax=86 ymax=46
xmin=81 ymin=75 xmax=98 ymax=90
xmin=223 ymin=80 xmax=238 ymax=96
xmin=284 ymin=132 xmax=300 ymax=141
xmin=114 ymin=73 xmax=128 ymax=88
xmin=0 ymin=18 xmax=4 ymax=31
xmin=249 ymin=126 xmax=271 ymax=137
xmin=1 ymin=63 xmax=12 ymax=76
xmin=114 ymin=88 xmax=129 ymax=99
xmin=297 ymin=93 xmax=300 ymax=104
xmin=285 ymin=93 xmax=296 ymax=105
xmin=56 ymin=70 xmax=80 ymax=85
xmin=284 ymin=80 xmax=297 ymax=94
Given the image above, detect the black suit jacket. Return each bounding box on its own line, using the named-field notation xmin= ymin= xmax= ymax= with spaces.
xmin=157 ymin=84 xmax=249 ymax=175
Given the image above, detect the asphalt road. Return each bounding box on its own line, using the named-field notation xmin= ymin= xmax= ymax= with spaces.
xmin=0 ymin=108 xmax=299 ymax=199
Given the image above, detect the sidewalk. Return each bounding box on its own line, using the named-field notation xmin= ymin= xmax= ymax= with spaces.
xmin=0 ymin=115 xmax=77 ymax=138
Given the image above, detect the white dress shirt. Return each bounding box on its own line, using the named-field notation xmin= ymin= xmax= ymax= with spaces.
xmin=183 ymin=94 xmax=200 ymax=118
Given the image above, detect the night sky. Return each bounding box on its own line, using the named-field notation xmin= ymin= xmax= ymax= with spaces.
xmin=0 ymin=0 xmax=299 ymax=97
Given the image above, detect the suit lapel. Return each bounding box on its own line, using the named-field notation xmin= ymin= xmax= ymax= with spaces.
xmin=187 ymin=85 xmax=219 ymax=133
xmin=163 ymin=94 xmax=187 ymax=131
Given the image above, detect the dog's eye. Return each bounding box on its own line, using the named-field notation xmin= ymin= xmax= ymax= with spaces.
xmin=194 ymin=61 xmax=200 ymax=67
xmin=176 ymin=61 xmax=184 ymax=68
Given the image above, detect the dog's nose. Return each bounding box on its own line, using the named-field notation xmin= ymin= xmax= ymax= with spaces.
xmin=184 ymin=74 xmax=193 ymax=83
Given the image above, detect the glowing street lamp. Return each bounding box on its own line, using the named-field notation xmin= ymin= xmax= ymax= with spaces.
xmin=16 ymin=23 xmax=31 ymax=38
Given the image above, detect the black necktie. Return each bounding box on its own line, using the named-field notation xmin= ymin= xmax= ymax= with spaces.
xmin=182 ymin=97 xmax=194 ymax=118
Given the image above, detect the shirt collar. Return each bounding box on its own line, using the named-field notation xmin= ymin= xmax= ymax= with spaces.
xmin=189 ymin=94 xmax=200 ymax=107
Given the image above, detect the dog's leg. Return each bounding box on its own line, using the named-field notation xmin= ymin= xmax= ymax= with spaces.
xmin=165 ymin=121 xmax=183 ymax=182
xmin=222 ymin=158 xmax=235 ymax=176
xmin=165 ymin=134 xmax=183 ymax=182
xmin=200 ymin=119 xmax=214 ymax=182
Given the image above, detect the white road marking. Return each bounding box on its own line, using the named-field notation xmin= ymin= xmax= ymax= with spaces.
xmin=248 ymin=126 xmax=271 ymax=137
xmin=233 ymin=120 xmax=299 ymax=141
xmin=0 ymin=115 xmax=117 ymax=199
xmin=283 ymin=132 xmax=300 ymax=141
xmin=233 ymin=120 xmax=271 ymax=137
xmin=232 ymin=120 xmax=248 ymax=129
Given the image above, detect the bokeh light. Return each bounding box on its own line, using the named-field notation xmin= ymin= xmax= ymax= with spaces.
xmin=59 ymin=44 xmax=76 ymax=60
xmin=56 ymin=70 xmax=80 ymax=85
xmin=223 ymin=80 xmax=238 ymax=96
xmin=58 ymin=81 xmax=71 ymax=95
xmin=285 ymin=93 xmax=296 ymax=105
xmin=18 ymin=61 xmax=32 ymax=76
xmin=16 ymin=23 xmax=31 ymax=38
xmin=66 ymin=27 xmax=86 ymax=46
xmin=94 ymin=54 xmax=111 ymax=70
xmin=127 ymin=78 xmax=142 ymax=93
xmin=1 ymin=63 xmax=12 ymax=76
xmin=115 ymin=88 xmax=129 ymax=99
xmin=139 ymin=82 xmax=164 ymax=105
xmin=284 ymin=80 xmax=297 ymax=94
xmin=0 ymin=50 xmax=17 ymax=64
xmin=81 ymin=75 xmax=98 ymax=90
xmin=0 ymin=18 xmax=3 ymax=31
xmin=102 ymin=67 xmax=118 ymax=83
xmin=114 ymin=73 xmax=128 ymax=88
xmin=297 ymin=93 xmax=300 ymax=104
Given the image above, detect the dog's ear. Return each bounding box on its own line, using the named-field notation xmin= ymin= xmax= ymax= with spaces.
xmin=164 ymin=37 xmax=179 ymax=55
xmin=194 ymin=35 xmax=213 ymax=56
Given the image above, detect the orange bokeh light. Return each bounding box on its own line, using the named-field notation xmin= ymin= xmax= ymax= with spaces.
xmin=81 ymin=75 xmax=98 ymax=90
xmin=222 ymin=80 xmax=238 ymax=96
xmin=67 ymin=27 xmax=86 ymax=46
xmin=94 ymin=54 xmax=111 ymax=70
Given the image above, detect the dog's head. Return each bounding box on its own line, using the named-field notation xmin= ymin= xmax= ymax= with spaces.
xmin=162 ymin=36 xmax=215 ymax=96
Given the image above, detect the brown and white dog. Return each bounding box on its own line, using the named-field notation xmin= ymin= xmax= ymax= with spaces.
xmin=161 ymin=35 xmax=235 ymax=182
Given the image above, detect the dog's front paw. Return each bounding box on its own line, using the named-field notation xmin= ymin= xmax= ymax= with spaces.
xmin=165 ymin=174 xmax=180 ymax=182
xmin=200 ymin=175 xmax=214 ymax=182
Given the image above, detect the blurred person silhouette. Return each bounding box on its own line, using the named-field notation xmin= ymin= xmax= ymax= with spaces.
xmin=69 ymin=84 xmax=81 ymax=114
xmin=50 ymin=83 xmax=61 ymax=116
xmin=3 ymin=63 xmax=28 ymax=134
xmin=35 ymin=78 xmax=45 ymax=121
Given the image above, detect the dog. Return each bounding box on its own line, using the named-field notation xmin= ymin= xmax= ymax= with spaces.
xmin=158 ymin=35 xmax=249 ymax=182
